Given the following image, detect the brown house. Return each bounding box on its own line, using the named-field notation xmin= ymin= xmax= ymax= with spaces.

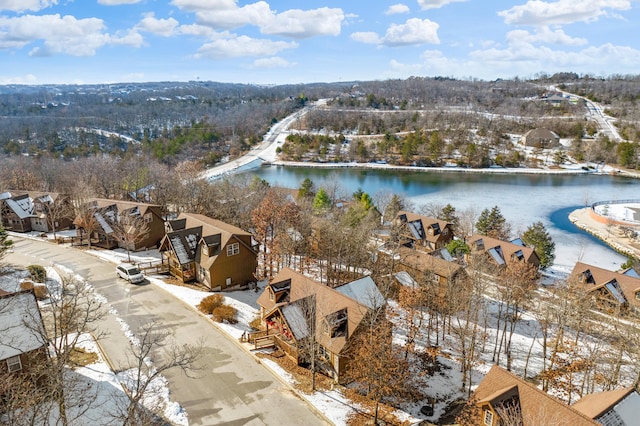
xmin=0 ymin=290 xmax=48 ymax=387
xmin=74 ymin=198 xmax=165 ymax=250
xmin=521 ymin=128 xmax=560 ymax=148
xmin=396 ymin=246 xmax=466 ymax=290
xmin=256 ymin=268 xmax=385 ymax=383
xmin=569 ymin=262 xmax=640 ymax=312
xmin=471 ymin=365 xmax=598 ymax=426
xmin=466 ymin=234 xmax=540 ymax=270
xmin=393 ymin=211 xmax=454 ymax=251
xmin=572 ymin=386 xmax=640 ymax=424
xmin=0 ymin=190 xmax=73 ymax=234
xmin=159 ymin=213 xmax=257 ymax=290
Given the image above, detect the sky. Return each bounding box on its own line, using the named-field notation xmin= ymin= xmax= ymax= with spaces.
xmin=1 ymin=0 xmax=640 ymax=85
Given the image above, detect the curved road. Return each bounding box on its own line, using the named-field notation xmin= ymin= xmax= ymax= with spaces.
xmin=6 ymin=237 xmax=328 ymax=426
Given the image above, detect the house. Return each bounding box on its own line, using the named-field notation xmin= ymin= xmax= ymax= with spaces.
xmin=569 ymin=262 xmax=640 ymax=312
xmin=256 ymin=268 xmax=385 ymax=383
xmin=466 ymin=234 xmax=540 ymax=270
xmin=74 ymin=198 xmax=165 ymax=250
xmin=572 ymin=387 xmax=640 ymax=425
xmin=396 ymin=246 xmax=466 ymax=291
xmin=520 ymin=128 xmax=560 ymax=149
xmin=0 ymin=289 xmax=48 ymax=385
xmin=159 ymin=213 xmax=257 ymax=290
xmin=0 ymin=190 xmax=74 ymax=234
xmin=471 ymin=365 xmax=598 ymax=426
xmin=393 ymin=211 xmax=454 ymax=251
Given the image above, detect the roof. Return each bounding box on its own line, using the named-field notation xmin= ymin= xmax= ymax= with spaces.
xmin=92 ymin=198 xmax=161 ymax=217
xmin=258 ymin=268 xmax=384 ymax=355
xmin=163 ymin=226 xmax=203 ymax=264
xmin=467 ymin=234 xmax=539 ymax=267
xmin=522 ymin=128 xmax=560 ymax=146
xmin=0 ymin=290 xmax=47 ymax=361
xmin=395 ymin=211 xmax=452 ymax=244
xmin=572 ymin=387 xmax=636 ymax=419
xmin=398 ymin=246 xmax=464 ymax=279
xmin=473 ymin=365 xmax=598 ymax=425
xmin=5 ymin=195 xmax=34 ymax=219
xmin=570 ymin=262 xmax=640 ymax=308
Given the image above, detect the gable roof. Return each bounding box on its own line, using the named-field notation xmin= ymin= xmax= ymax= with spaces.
xmin=570 ymin=262 xmax=640 ymax=308
xmin=398 ymin=246 xmax=464 ymax=279
xmin=4 ymin=194 xmax=35 ymax=219
xmin=162 ymin=226 xmax=203 ymax=265
xmin=0 ymin=290 xmax=46 ymax=361
xmin=467 ymin=234 xmax=539 ymax=267
xmin=395 ymin=211 xmax=452 ymax=244
xmin=258 ymin=268 xmax=384 ymax=355
xmin=473 ymin=365 xmax=598 ymax=426
xmin=572 ymin=387 xmax=636 ymax=420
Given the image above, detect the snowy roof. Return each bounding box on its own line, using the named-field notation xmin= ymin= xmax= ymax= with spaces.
xmin=488 ymin=247 xmax=506 ymax=265
xmin=0 ymin=291 xmax=46 ymax=361
xmin=510 ymin=238 xmax=525 ymax=246
xmin=605 ymin=280 xmax=627 ymax=305
xmin=335 ymin=276 xmax=384 ymax=310
xmin=623 ymin=268 xmax=640 ymax=278
xmin=170 ymin=235 xmax=191 ymax=264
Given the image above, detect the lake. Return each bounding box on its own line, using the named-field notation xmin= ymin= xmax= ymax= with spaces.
xmin=249 ymin=166 xmax=640 ymax=274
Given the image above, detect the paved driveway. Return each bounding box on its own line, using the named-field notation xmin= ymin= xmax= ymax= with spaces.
xmin=6 ymin=237 xmax=329 ymax=426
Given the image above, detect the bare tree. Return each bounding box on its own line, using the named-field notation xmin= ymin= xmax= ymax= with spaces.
xmin=114 ymin=321 xmax=202 ymax=425
xmin=111 ymin=212 xmax=150 ymax=263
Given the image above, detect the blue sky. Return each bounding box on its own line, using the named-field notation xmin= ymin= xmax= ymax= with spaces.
xmin=1 ymin=0 xmax=639 ymax=85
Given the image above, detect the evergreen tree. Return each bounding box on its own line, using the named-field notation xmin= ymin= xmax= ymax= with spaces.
xmin=312 ymin=188 xmax=331 ymax=213
xmin=475 ymin=206 xmax=511 ymax=240
xmin=440 ymin=203 xmax=460 ymax=233
xmin=0 ymin=225 xmax=13 ymax=265
xmin=522 ymin=221 xmax=556 ymax=269
xmin=297 ymin=177 xmax=315 ymax=199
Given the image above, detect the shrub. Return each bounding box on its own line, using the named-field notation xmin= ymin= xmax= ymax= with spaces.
xmin=197 ymin=294 xmax=224 ymax=315
xmin=249 ymin=315 xmax=263 ymax=331
xmin=27 ymin=265 xmax=47 ymax=283
xmin=212 ymin=305 xmax=237 ymax=324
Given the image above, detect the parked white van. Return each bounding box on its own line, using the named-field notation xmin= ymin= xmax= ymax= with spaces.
xmin=116 ymin=264 xmax=145 ymax=284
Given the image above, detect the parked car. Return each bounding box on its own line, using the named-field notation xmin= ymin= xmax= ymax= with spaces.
xmin=116 ymin=264 xmax=145 ymax=284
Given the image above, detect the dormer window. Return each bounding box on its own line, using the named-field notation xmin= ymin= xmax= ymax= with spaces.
xmin=483 ymin=409 xmax=493 ymax=425
xmin=511 ymin=250 xmax=524 ymax=261
xmin=324 ymin=309 xmax=348 ymax=338
xmin=475 ymin=239 xmax=484 ymax=250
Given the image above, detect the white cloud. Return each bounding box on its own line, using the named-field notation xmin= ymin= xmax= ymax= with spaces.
xmin=97 ymin=0 xmax=142 ymax=5
xmin=0 ymin=73 xmax=38 ymax=84
xmin=350 ymin=32 xmax=381 ymax=44
xmin=178 ymin=23 xmax=220 ymax=38
xmin=171 ymin=0 xmax=237 ymax=11
xmin=507 ymin=27 xmax=587 ymax=46
xmin=259 ymin=7 xmax=345 ymax=39
xmin=417 ymin=0 xmax=468 ymax=10
xmin=351 ymin=18 xmax=439 ymax=47
xmin=382 ymin=18 xmax=439 ymax=46
xmin=136 ymin=13 xmax=179 ymax=36
xmin=195 ymin=2 xmax=271 ymax=30
xmin=251 ymin=56 xmax=295 ymax=68
xmin=498 ymin=0 xmax=631 ymax=26
xmin=194 ymin=35 xmax=297 ymax=58
xmin=0 ymin=14 xmax=142 ymax=56
xmin=386 ymin=4 xmax=410 ymax=15
xmin=0 ymin=0 xmax=57 ymax=13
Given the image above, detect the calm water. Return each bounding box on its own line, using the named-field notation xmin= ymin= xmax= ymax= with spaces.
xmin=249 ymin=166 xmax=640 ymax=273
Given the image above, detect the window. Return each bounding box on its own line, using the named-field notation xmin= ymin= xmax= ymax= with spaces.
xmin=483 ymin=409 xmax=493 ymax=426
xmin=227 ymin=242 xmax=240 ymax=256
xmin=7 ymin=356 xmax=22 ymax=373
xmin=269 ymin=288 xmax=274 ymax=301
xmin=144 ymin=213 xmax=153 ymax=223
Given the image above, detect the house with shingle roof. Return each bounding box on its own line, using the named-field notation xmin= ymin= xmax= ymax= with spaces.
xmin=393 ymin=211 xmax=454 ymax=252
xmin=0 ymin=190 xmax=74 ymax=234
xmin=569 ymin=262 xmax=640 ymax=313
xmin=572 ymin=386 xmax=640 ymax=425
xmin=159 ymin=213 xmax=257 ymax=290
xmin=521 ymin=128 xmax=561 ymax=148
xmin=395 ymin=246 xmax=467 ymax=296
xmin=0 ymin=290 xmax=48 ymax=389
xmin=256 ymin=267 xmax=385 ymax=383
xmin=471 ymin=365 xmax=599 ymax=426
xmin=466 ymin=234 xmax=540 ymax=271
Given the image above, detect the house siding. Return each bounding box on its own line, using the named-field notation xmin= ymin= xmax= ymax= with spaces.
xmin=208 ymin=236 xmax=257 ymax=290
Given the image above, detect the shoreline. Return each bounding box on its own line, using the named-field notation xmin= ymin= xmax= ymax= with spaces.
xmin=569 ymin=207 xmax=640 ymax=260
xmin=268 ymin=160 xmax=640 ymax=178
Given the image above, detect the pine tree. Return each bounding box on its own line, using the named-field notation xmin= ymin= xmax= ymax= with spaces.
xmin=522 ymin=221 xmax=555 ymax=269
xmin=475 ymin=206 xmax=511 ymax=240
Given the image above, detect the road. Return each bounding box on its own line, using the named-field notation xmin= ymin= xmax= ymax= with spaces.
xmin=6 ymin=237 xmax=328 ymax=426
xmin=201 ymin=99 xmax=327 ymax=181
